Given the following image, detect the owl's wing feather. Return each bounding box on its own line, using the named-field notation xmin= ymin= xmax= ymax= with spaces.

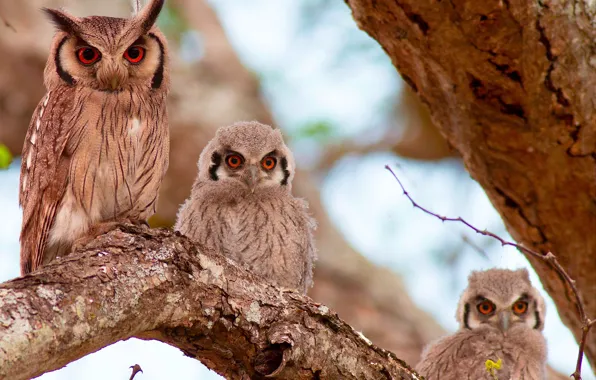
xmin=290 ymin=197 xmax=317 ymax=293
xmin=416 ymin=330 xmax=501 ymax=380
xmin=19 ymin=87 xmax=76 ymax=274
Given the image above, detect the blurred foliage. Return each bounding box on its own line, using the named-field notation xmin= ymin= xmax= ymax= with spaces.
xmin=157 ymin=3 xmax=189 ymax=42
xmin=0 ymin=144 xmax=12 ymax=169
xmin=292 ymin=120 xmax=337 ymax=142
xmin=296 ymin=0 xmax=387 ymax=67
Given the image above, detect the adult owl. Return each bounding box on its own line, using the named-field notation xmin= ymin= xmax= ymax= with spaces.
xmin=19 ymin=0 xmax=170 ymax=275
xmin=416 ymin=268 xmax=547 ymax=380
xmin=175 ymin=121 xmax=317 ymax=294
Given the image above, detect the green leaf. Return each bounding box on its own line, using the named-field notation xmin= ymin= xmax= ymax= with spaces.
xmin=294 ymin=120 xmax=336 ymax=141
xmin=0 ymin=144 xmax=12 ymax=169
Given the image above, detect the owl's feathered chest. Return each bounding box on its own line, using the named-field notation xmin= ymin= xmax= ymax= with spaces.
xmin=188 ymin=189 xmax=310 ymax=264
xmin=57 ymin=88 xmax=168 ymax=221
xmin=419 ymin=327 xmax=546 ymax=380
xmin=175 ymin=180 xmax=315 ymax=291
xmin=219 ymin=197 xmax=296 ymax=257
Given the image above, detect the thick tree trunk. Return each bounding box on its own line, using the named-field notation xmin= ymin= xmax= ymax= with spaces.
xmin=346 ymin=0 xmax=596 ymax=369
xmin=0 ymin=225 xmax=420 ymax=380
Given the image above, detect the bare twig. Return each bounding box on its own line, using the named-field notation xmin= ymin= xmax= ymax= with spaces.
xmin=385 ymin=164 xmax=594 ymax=380
xmin=129 ymin=364 xmax=143 ymax=380
xmin=461 ymin=234 xmax=490 ymax=260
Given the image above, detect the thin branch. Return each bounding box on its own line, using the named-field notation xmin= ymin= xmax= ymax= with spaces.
xmin=461 ymin=234 xmax=490 ymax=260
xmin=385 ymin=165 xmax=594 ymax=380
xmin=129 ymin=364 xmax=143 ymax=380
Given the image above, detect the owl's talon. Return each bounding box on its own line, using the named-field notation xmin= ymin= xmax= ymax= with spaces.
xmin=71 ymin=235 xmax=95 ymax=252
xmin=131 ymin=219 xmax=150 ymax=228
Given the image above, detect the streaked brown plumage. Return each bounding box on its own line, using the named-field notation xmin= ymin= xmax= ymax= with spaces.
xmin=19 ymin=0 xmax=170 ymax=275
xmin=175 ymin=121 xmax=317 ymax=294
xmin=416 ymin=268 xmax=547 ymax=380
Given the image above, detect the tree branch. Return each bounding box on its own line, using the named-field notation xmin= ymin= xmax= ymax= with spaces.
xmin=0 ymin=225 xmax=421 ymax=380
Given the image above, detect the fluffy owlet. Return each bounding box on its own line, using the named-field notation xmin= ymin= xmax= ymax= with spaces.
xmin=416 ymin=268 xmax=547 ymax=380
xmin=175 ymin=121 xmax=317 ymax=294
xmin=19 ymin=0 xmax=170 ymax=275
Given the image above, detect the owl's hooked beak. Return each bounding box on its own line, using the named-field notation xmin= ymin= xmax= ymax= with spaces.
xmin=109 ymin=76 xmax=121 ymax=91
xmin=97 ymin=62 xmax=127 ymax=92
xmin=497 ymin=310 xmax=510 ymax=332
xmin=245 ymin=165 xmax=259 ymax=193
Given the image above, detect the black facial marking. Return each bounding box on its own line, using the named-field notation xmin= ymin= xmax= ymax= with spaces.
xmin=533 ymin=301 xmax=541 ymax=329
xmin=148 ymin=33 xmax=164 ymax=89
xmin=55 ymin=36 xmax=75 ymax=86
xmin=463 ymin=303 xmax=471 ymax=329
xmin=209 ymin=151 xmax=222 ymax=181
xmin=280 ymin=157 xmax=290 ymax=186
xmin=132 ymin=37 xmax=145 ymax=46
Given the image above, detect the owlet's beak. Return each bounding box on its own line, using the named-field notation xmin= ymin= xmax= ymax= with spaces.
xmin=244 ymin=165 xmax=259 ymax=193
xmin=498 ymin=310 xmax=510 ymax=332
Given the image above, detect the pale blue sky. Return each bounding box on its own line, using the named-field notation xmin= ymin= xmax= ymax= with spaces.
xmin=0 ymin=0 xmax=592 ymax=379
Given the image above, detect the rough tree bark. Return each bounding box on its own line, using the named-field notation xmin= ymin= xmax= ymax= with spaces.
xmin=0 ymin=225 xmax=420 ymax=380
xmin=346 ymin=0 xmax=596 ymax=369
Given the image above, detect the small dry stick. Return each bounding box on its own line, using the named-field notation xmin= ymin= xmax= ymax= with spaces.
xmin=385 ymin=164 xmax=594 ymax=380
xmin=461 ymin=234 xmax=490 ymax=260
xmin=129 ymin=364 xmax=143 ymax=380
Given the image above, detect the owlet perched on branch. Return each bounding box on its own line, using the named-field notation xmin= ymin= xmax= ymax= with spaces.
xmin=175 ymin=121 xmax=317 ymax=294
xmin=19 ymin=0 xmax=170 ymax=275
xmin=416 ymin=268 xmax=547 ymax=380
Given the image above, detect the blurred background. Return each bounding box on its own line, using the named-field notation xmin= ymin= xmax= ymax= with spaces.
xmin=0 ymin=0 xmax=592 ymax=379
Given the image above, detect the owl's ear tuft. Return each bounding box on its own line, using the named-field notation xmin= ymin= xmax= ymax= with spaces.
xmin=517 ymin=268 xmax=531 ymax=282
xmin=43 ymin=8 xmax=81 ymax=35
xmin=136 ymin=0 xmax=165 ymax=35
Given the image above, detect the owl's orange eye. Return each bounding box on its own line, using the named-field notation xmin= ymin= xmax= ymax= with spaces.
xmin=477 ymin=300 xmax=495 ymax=315
xmin=226 ymin=154 xmax=243 ymax=169
xmin=124 ymin=46 xmax=145 ymax=64
xmin=261 ymin=156 xmax=277 ymax=171
xmin=512 ymin=301 xmax=528 ymax=315
xmin=77 ymin=47 xmax=101 ymax=65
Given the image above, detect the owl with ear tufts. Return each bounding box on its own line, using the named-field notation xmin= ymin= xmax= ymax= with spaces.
xmin=175 ymin=121 xmax=317 ymax=294
xmin=19 ymin=0 xmax=170 ymax=275
xmin=416 ymin=268 xmax=547 ymax=380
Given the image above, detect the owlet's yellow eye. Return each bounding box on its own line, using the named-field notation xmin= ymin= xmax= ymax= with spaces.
xmin=261 ymin=156 xmax=277 ymax=171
